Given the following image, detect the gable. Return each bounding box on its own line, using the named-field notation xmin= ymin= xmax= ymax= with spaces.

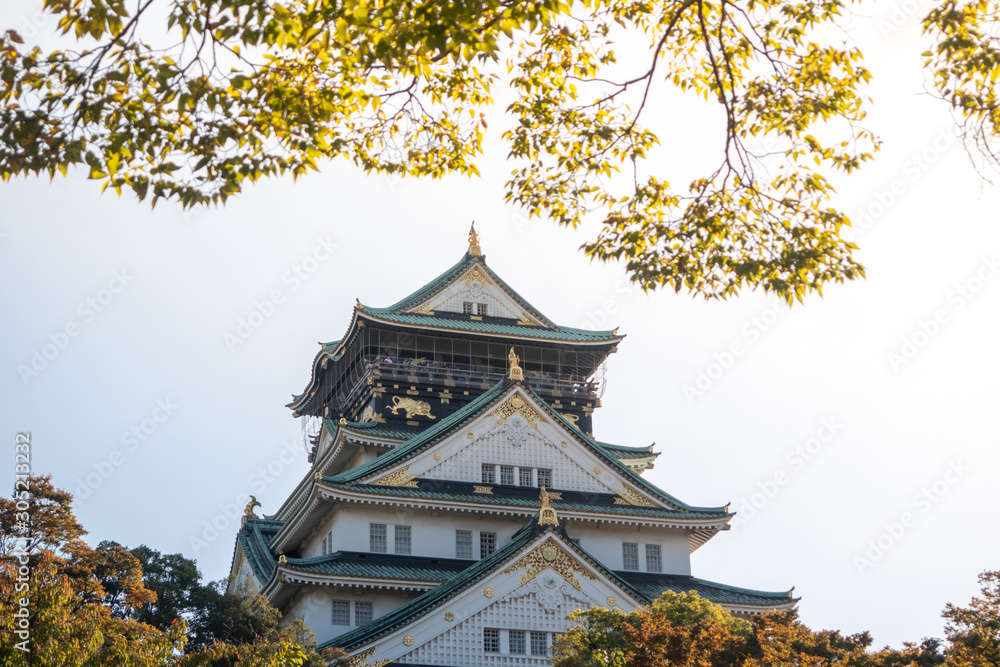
xmin=406 ymin=264 xmax=548 ymax=326
xmin=331 ymin=532 xmax=644 ymax=666
xmin=367 ymin=388 xmax=662 ymax=505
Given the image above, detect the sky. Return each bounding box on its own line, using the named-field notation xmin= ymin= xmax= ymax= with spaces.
xmin=2 ymin=0 xmax=998 ymax=651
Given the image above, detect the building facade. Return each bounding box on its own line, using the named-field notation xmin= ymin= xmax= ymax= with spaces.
xmin=229 ymin=226 xmax=795 ymax=666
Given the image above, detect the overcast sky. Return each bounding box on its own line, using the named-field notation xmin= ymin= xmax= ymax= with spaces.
xmin=2 ymin=0 xmax=998 ymax=650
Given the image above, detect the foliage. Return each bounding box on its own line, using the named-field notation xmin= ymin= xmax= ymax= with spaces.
xmin=0 ymin=474 xmax=320 ymax=667
xmin=0 ymin=0 xmax=896 ymax=301
xmin=942 ymin=570 xmax=1000 ymax=667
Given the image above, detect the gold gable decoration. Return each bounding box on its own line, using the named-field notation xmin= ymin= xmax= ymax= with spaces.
xmin=501 ymin=537 xmax=597 ymax=591
xmin=462 ymin=266 xmax=490 ymax=286
xmin=372 ymin=465 xmax=420 ymax=488
xmin=490 ymin=394 xmax=541 ymax=429
xmin=613 ymin=485 xmax=658 ymax=508
xmin=538 ymin=486 xmax=559 ymax=526
xmin=345 ymin=646 xmax=391 ymax=667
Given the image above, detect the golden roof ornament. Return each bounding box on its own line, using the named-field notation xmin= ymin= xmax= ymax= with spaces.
xmin=468 ymin=221 xmax=482 ymax=257
xmin=508 ymin=347 xmax=523 ymax=381
xmin=538 ymin=485 xmax=559 ymax=527
xmin=244 ymin=495 xmax=261 ymax=519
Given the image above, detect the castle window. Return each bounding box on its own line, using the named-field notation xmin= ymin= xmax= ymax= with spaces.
xmin=500 ymin=466 xmax=515 ymax=485
xmin=456 ymin=529 xmax=473 ymax=559
xmin=395 ymin=525 xmax=412 ymax=555
xmin=354 ymin=601 xmax=373 ymax=626
xmin=476 ymin=303 xmax=488 ymax=316
xmin=481 ymin=464 xmax=496 ymax=484
xmin=509 ymin=630 xmax=526 ymax=654
xmin=645 ymin=544 xmax=662 ymax=573
xmin=623 ymin=542 xmax=639 ymax=571
xmin=321 ymin=536 xmax=328 ymax=555
xmin=537 ymin=468 xmax=552 ymax=488
xmin=462 ymin=301 xmax=474 ymax=314
xmin=519 ymin=468 xmax=533 ymax=486
xmin=484 ymin=628 xmax=500 ymax=653
xmin=480 ymin=531 xmax=497 ymax=557
xmin=370 ymin=523 xmax=387 ymax=553
xmin=530 ymin=632 xmax=548 ymax=656
xmin=331 ymin=599 xmax=350 ymax=625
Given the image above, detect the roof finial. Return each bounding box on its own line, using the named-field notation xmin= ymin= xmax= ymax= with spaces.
xmin=468 ymin=221 xmax=482 ymax=257
xmin=508 ymin=346 xmax=523 ymax=381
xmin=538 ymin=486 xmax=559 ymax=527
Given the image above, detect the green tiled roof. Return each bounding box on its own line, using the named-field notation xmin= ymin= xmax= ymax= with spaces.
xmin=387 ymin=252 xmax=557 ymax=329
xmin=597 ymin=441 xmax=659 ymax=459
xmin=616 ymin=572 xmax=796 ymax=607
xmin=237 ymin=518 xmax=285 ymax=584
xmin=283 ymin=551 xmax=473 ymax=582
xmin=360 ymin=308 xmax=620 ymax=343
xmin=324 ymin=418 xmax=422 ymax=441
xmin=325 ymin=379 xmax=726 ymax=514
xmin=320 ymin=480 xmax=728 ymax=520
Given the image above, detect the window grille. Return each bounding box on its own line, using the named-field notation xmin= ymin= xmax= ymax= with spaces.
xmin=509 ymin=630 xmax=526 ymax=654
xmin=462 ymin=302 xmax=474 ymax=314
xmin=623 ymin=542 xmax=639 ymax=571
xmin=519 ymin=468 xmax=533 ymax=486
xmin=500 ymin=466 xmax=515 ymax=485
xmin=481 ymin=463 xmax=496 ymax=484
xmin=370 ymin=523 xmax=387 ymax=553
xmin=456 ymin=529 xmax=473 ymax=558
xmin=537 ymin=468 xmax=552 ymax=488
xmin=354 ymin=601 xmax=373 ymax=626
xmin=480 ymin=532 xmax=497 ymax=557
xmin=476 ymin=303 xmax=488 ymax=316
xmin=484 ymin=628 xmax=500 ymax=653
xmin=530 ymin=632 xmax=548 ymax=656
xmin=395 ymin=525 xmax=412 ymax=555
xmin=645 ymin=544 xmax=662 ymax=572
xmin=331 ymin=600 xmax=350 ymax=625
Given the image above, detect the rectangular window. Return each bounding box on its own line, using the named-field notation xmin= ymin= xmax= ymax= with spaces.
xmin=530 ymin=632 xmax=548 ymax=656
xmin=537 ymin=468 xmax=552 ymax=488
xmin=456 ymin=529 xmax=473 ymax=559
xmin=500 ymin=466 xmax=515 ymax=485
xmin=519 ymin=468 xmax=533 ymax=487
xmin=354 ymin=601 xmax=373 ymax=626
xmin=623 ymin=542 xmax=639 ymax=571
xmin=509 ymin=630 xmax=526 ymax=655
xmin=484 ymin=628 xmax=500 ymax=653
xmin=481 ymin=463 xmax=495 ymax=484
xmin=331 ymin=599 xmax=350 ymax=625
xmin=395 ymin=525 xmax=412 ymax=555
xmin=321 ymin=536 xmax=328 ymax=555
xmin=463 ymin=301 xmax=474 ymax=314
xmin=370 ymin=523 xmax=387 ymax=553
xmin=476 ymin=303 xmax=488 ymax=316
xmin=480 ymin=532 xmax=497 ymax=558
xmin=645 ymin=544 xmax=662 ymax=573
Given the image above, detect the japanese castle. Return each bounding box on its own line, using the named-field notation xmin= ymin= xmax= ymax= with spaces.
xmin=230 ymin=225 xmax=795 ymax=666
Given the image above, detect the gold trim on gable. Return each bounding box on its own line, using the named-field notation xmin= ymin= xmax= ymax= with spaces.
xmin=501 ymin=537 xmax=597 ymax=591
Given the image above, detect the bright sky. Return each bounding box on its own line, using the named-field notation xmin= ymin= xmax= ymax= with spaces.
xmin=2 ymin=0 xmax=997 ymax=650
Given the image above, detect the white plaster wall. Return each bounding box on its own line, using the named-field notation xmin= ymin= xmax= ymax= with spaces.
xmin=282 ymin=586 xmax=419 ymax=645
xmin=303 ymin=505 xmax=527 ymax=560
xmin=565 ymin=522 xmax=691 ymax=575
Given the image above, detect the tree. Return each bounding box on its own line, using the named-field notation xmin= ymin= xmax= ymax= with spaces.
xmin=0 ymin=475 xmax=316 ymax=666
xmin=6 ymin=0 xmax=995 ymax=301
xmin=942 ymin=570 xmax=1000 ymax=667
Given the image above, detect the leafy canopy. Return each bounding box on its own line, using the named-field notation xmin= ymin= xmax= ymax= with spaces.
xmin=0 ymin=1 xmax=998 ymax=300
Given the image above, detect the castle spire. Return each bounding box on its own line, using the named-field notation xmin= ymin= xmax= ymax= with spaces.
xmin=468 ymin=221 xmax=482 ymax=257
